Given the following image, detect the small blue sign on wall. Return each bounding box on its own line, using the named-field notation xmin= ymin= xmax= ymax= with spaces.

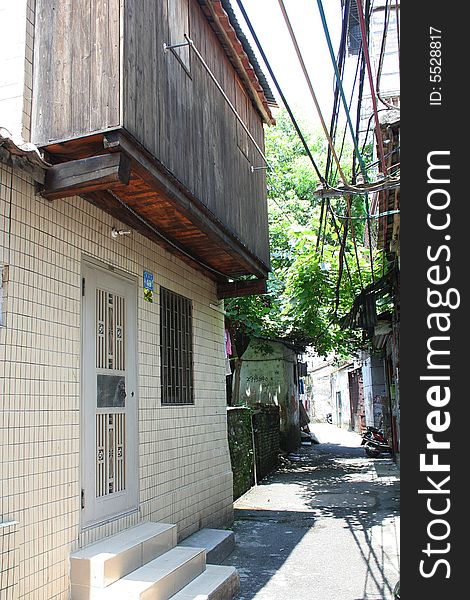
xmin=143 ymin=270 xmax=154 ymax=303
xmin=143 ymin=271 xmax=154 ymax=291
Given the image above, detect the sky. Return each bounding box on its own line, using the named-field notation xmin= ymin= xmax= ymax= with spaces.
xmin=231 ymin=0 xmax=359 ymax=133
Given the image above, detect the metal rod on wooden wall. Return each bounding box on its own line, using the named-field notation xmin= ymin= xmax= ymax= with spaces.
xmin=164 ymin=36 xmax=271 ymax=170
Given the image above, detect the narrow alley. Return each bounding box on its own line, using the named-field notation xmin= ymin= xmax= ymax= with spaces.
xmin=224 ymin=424 xmax=400 ymax=600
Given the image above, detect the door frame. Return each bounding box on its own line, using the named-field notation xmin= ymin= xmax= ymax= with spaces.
xmin=79 ymin=257 xmax=140 ymax=530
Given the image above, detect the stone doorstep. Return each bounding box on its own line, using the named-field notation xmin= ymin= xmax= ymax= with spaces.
xmin=105 ymin=546 xmax=206 ymax=599
xmin=72 ymin=546 xmax=206 ymax=600
xmin=70 ymin=524 xmax=239 ymax=600
xmin=70 ymin=522 xmax=177 ymax=589
xmin=179 ymin=529 xmax=235 ymax=564
xmin=170 ymin=565 xmax=240 ymax=600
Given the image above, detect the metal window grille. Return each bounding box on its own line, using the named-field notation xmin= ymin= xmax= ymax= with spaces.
xmin=160 ymin=287 xmax=194 ymax=405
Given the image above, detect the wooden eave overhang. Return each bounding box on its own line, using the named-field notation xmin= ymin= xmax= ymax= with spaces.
xmin=198 ymin=0 xmax=276 ymax=126
xmin=40 ymin=130 xmax=270 ymax=291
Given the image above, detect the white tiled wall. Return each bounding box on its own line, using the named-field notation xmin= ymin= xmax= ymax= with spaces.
xmin=0 ymin=164 xmax=233 ymax=599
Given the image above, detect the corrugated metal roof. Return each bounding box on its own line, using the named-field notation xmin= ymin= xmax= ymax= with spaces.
xmin=219 ymin=0 xmax=276 ymax=105
xmin=198 ymin=1 xmax=276 ymax=124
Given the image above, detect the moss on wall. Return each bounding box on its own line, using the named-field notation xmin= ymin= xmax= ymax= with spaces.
xmin=227 ymin=407 xmax=254 ymax=500
xmin=252 ymin=403 xmax=280 ymax=480
xmin=227 ymin=404 xmax=280 ymax=500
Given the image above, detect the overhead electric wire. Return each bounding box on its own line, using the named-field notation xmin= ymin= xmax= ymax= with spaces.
xmin=360 ymin=146 xmax=400 ymax=173
xmin=306 ymin=0 xmax=367 ymax=295
xmin=320 ymin=0 xmax=349 ymax=254
xmin=316 ymin=0 xmax=368 ymax=181
xmin=325 ymin=0 xmax=350 ymax=184
xmin=236 ymin=0 xmax=357 ymax=278
xmin=352 ymin=27 xmax=365 ymax=184
xmin=322 ymin=174 xmax=400 ymax=195
xmin=349 ymin=214 xmax=364 ymax=289
xmin=315 ymin=198 xmax=326 ymax=254
xmin=335 ymin=208 xmax=349 ymax=314
xmin=330 ymin=206 xmax=400 ymax=220
xmin=235 ymin=0 xmax=381 ymax=301
xmin=327 ymin=201 xmax=353 ymax=287
xmin=275 ymin=0 xmax=361 ymax=304
xmin=330 ymin=49 xmax=362 ymax=186
xmin=353 ymin=0 xmax=375 ymax=281
xmin=318 ymin=9 xmax=349 ymax=255
xmin=327 ymin=38 xmax=366 ymax=292
xmin=234 ymin=0 xmax=325 ymax=185
xmin=312 ymin=0 xmax=367 ymax=294
xmin=277 ymin=0 xmax=349 ymax=187
xmin=231 ymin=0 xmax=366 ymax=295
xmin=277 ymin=0 xmax=366 ymax=301
xmin=357 ymin=107 xmax=390 ymax=172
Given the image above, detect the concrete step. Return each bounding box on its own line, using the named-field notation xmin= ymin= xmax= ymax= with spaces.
xmin=170 ymin=565 xmax=240 ymax=600
xmin=100 ymin=546 xmax=206 ymax=600
xmin=179 ymin=529 xmax=235 ymax=564
xmin=71 ymin=521 xmax=177 ymax=593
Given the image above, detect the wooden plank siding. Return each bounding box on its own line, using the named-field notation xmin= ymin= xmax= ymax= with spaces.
xmin=32 ymin=0 xmax=271 ymax=270
xmin=32 ymin=0 xmax=121 ymax=145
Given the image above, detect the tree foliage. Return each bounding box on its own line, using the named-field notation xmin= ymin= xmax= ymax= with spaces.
xmin=225 ymin=109 xmax=381 ymax=358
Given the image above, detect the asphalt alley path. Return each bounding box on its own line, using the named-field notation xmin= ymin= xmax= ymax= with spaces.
xmin=224 ymin=424 xmax=400 ymax=600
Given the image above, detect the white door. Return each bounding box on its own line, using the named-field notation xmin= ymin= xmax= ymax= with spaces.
xmin=81 ymin=262 xmax=138 ymax=528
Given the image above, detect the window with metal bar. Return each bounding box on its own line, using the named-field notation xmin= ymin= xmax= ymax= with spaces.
xmin=160 ymin=287 xmax=194 ymax=405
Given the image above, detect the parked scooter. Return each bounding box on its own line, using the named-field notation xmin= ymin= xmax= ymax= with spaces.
xmin=361 ymin=425 xmax=392 ymax=458
xmin=326 ymin=413 xmax=333 ymax=424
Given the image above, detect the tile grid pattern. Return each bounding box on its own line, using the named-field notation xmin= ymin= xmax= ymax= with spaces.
xmin=0 ymin=164 xmax=233 ymax=599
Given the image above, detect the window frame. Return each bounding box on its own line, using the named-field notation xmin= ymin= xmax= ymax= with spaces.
xmin=160 ymin=286 xmax=195 ymax=406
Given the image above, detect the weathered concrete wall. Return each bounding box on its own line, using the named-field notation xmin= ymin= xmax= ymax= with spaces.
xmin=238 ymin=339 xmax=299 ymax=453
xmin=304 ymin=354 xmax=335 ymax=422
xmin=252 ymin=404 xmax=280 ymax=481
xmin=330 ymin=366 xmax=353 ymax=429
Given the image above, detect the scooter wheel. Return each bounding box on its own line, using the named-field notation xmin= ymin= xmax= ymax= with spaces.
xmin=365 ymin=446 xmax=381 ymax=458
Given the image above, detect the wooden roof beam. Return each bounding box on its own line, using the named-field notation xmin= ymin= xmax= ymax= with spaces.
xmin=41 ymin=152 xmax=131 ymax=200
xmin=217 ymin=278 xmax=267 ymax=299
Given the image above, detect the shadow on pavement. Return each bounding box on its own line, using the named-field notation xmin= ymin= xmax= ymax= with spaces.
xmin=226 ymin=440 xmax=399 ymax=600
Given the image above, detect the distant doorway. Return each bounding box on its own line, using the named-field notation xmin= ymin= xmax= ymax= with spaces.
xmin=335 ymin=391 xmax=342 ymax=426
xmin=348 ymin=368 xmax=365 ymax=433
